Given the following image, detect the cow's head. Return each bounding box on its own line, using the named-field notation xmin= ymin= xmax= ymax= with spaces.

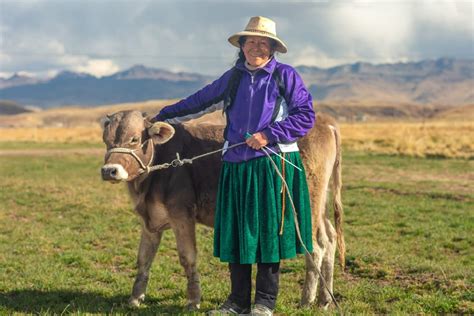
xmin=101 ymin=110 xmax=175 ymax=182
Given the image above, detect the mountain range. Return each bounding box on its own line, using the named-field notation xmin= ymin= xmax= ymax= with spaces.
xmin=0 ymin=58 xmax=472 ymax=108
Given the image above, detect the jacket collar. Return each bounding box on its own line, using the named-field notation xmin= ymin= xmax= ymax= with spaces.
xmin=236 ymin=56 xmax=277 ymax=74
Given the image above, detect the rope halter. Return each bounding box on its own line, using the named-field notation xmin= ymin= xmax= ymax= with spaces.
xmin=105 ymin=139 xmax=155 ymax=175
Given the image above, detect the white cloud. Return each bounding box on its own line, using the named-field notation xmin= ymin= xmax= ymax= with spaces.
xmin=168 ymin=65 xmax=192 ymax=73
xmin=0 ymin=51 xmax=11 ymax=63
xmin=326 ymin=2 xmax=414 ymax=59
xmin=73 ymin=59 xmax=120 ymax=77
xmin=290 ymin=46 xmax=356 ymax=68
xmin=45 ymin=39 xmax=65 ymax=55
xmin=415 ymin=0 xmax=473 ymax=33
xmin=45 ymin=69 xmax=59 ymax=78
xmin=0 ymin=70 xmax=37 ymax=79
xmin=12 ymin=36 xmax=66 ymax=55
xmin=0 ymin=72 xmax=13 ymax=79
xmin=0 ymin=0 xmax=472 ymax=77
xmin=17 ymin=70 xmax=36 ymax=76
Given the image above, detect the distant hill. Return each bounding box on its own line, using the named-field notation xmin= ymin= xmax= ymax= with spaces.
xmin=0 ymin=74 xmax=44 ymax=89
xmin=299 ymin=58 xmax=474 ymax=106
xmin=0 ymin=58 xmax=472 ymax=108
xmin=0 ymin=65 xmax=213 ymax=108
xmin=0 ymin=100 xmax=33 ymax=115
xmin=433 ymin=103 xmax=474 ymax=121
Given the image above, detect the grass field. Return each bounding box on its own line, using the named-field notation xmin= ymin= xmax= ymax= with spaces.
xmin=0 ymin=142 xmax=472 ymax=314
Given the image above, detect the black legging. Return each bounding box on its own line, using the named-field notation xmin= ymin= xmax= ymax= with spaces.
xmin=228 ymin=262 xmax=280 ymax=310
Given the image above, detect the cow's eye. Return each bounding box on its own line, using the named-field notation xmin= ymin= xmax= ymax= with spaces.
xmin=130 ymin=136 xmax=140 ymax=145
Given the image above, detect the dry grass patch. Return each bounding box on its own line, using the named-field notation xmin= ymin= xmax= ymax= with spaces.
xmin=1 ymin=120 xmax=473 ymax=159
xmin=0 ymin=127 xmax=103 ymax=143
xmin=341 ymin=120 xmax=474 ymax=159
xmin=1 ymin=111 xmax=473 ymax=159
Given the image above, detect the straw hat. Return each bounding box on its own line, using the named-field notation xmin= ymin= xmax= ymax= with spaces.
xmin=228 ymin=16 xmax=288 ymax=53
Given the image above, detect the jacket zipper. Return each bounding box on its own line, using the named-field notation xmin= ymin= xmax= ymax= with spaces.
xmin=244 ymin=71 xmax=255 ymax=161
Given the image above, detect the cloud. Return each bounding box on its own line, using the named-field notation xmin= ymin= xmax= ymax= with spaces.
xmin=414 ymin=0 xmax=473 ymax=33
xmin=291 ymin=45 xmax=356 ymax=68
xmin=54 ymin=54 xmax=119 ymax=77
xmin=285 ymin=0 xmax=473 ymax=66
xmin=325 ymin=2 xmax=414 ymax=59
xmin=0 ymin=51 xmax=11 ymax=64
xmin=0 ymin=0 xmax=472 ymax=77
xmin=73 ymin=59 xmax=120 ymax=77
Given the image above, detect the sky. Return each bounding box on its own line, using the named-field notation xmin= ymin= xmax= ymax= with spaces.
xmin=0 ymin=0 xmax=473 ymax=78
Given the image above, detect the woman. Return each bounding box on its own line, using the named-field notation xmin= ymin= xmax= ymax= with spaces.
xmin=153 ymin=16 xmax=315 ymax=316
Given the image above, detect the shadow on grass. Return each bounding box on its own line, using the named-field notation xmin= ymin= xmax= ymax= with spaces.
xmin=0 ymin=289 xmax=187 ymax=314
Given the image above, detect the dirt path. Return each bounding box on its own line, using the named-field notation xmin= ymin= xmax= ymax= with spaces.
xmin=0 ymin=148 xmax=105 ymax=156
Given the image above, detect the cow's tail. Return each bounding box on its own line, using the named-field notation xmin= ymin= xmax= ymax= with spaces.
xmin=331 ymin=124 xmax=345 ymax=270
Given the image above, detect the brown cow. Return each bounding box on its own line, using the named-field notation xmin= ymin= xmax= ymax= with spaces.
xmin=100 ymin=110 xmax=344 ymax=310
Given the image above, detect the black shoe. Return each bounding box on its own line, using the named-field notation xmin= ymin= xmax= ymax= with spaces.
xmin=208 ymin=299 xmax=251 ymax=315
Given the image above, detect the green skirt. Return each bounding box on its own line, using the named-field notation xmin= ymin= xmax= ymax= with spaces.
xmin=214 ymin=152 xmax=313 ymax=264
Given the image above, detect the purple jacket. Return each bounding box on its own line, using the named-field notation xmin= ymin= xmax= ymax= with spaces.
xmin=155 ymin=57 xmax=315 ymax=163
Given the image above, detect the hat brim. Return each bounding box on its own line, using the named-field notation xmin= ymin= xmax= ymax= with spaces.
xmin=228 ymin=31 xmax=288 ymax=54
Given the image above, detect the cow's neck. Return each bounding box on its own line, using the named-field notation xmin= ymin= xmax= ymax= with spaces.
xmin=128 ymin=174 xmax=152 ymax=210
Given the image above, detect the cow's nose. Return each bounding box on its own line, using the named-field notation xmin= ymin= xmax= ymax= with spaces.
xmin=101 ymin=164 xmax=128 ymax=181
xmin=101 ymin=166 xmax=117 ymax=180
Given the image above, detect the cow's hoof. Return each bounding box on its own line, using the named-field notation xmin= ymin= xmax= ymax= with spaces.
xmin=128 ymin=294 xmax=145 ymax=307
xmin=317 ymin=301 xmax=331 ymax=311
xmin=299 ymin=301 xmax=310 ymax=308
xmin=186 ymin=302 xmax=201 ymax=311
xmin=299 ymin=296 xmax=314 ymax=308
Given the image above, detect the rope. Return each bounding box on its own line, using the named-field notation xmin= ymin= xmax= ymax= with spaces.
xmin=260 ymin=146 xmax=343 ymax=313
xmin=147 ymin=141 xmax=247 ymax=172
xmin=279 ymin=153 xmax=286 ymax=235
xmin=106 ymin=139 xmax=155 ymax=175
xmin=148 ymin=140 xmax=302 ymax=174
xmin=158 ymin=138 xmax=342 ymax=311
xmin=108 ymin=137 xmax=342 ymax=311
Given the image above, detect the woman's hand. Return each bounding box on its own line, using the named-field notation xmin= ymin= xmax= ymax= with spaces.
xmin=246 ymin=132 xmax=269 ymax=150
xmin=146 ymin=115 xmax=158 ymax=123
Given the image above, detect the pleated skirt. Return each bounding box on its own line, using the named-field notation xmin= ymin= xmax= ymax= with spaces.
xmin=213 ymin=152 xmax=313 ymax=264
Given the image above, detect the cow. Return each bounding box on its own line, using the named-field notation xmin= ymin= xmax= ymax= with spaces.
xmin=100 ymin=110 xmax=345 ymax=311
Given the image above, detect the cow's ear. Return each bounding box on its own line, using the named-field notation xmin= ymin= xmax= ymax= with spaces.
xmin=148 ymin=122 xmax=175 ymax=144
xmin=100 ymin=115 xmax=111 ymax=130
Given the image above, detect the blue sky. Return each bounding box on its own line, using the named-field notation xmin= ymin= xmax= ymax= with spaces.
xmin=0 ymin=0 xmax=472 ymax=78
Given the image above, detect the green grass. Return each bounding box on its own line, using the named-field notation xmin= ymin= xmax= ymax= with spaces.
xmin=0 ymin=146 xmax=472 ymax=314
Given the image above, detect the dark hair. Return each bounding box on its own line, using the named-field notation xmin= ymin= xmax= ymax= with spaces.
xmin=234 ymin=36 xmax=278 ymax=66
xmin=235 ymin=37 xmax=247 ymax=65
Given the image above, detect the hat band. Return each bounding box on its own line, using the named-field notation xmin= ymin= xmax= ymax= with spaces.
xmin=243 ymin=29 xmax=277 ymax=37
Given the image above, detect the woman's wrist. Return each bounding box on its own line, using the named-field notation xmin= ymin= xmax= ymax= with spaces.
xmin=245 ymin=132 xmax=269 ymax=150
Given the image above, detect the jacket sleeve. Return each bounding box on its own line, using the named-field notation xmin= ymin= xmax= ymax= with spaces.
xmin=154 ymin=69 xmax=232 ymax=124
xmin=261 ymin=66 xmax=315 ymax=144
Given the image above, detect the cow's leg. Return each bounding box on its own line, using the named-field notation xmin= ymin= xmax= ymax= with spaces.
xmin=129 ymin=228 xmax=163 ymax=307
xmin=300 ymin=160 xmax=332 ymax=307
xmin=171 ymin=217 xmax=201 ymax=310
xmin=317 ymin=219 xmax=337 ymax=309
xmin=300 ymin=226 xmax=326 ymax=306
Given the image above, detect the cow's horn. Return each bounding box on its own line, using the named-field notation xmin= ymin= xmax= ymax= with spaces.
xmin=100 ymin=116 xmax=111 ymax=130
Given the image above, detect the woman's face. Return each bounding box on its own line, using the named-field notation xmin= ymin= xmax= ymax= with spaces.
xmin=242 ymin=36 xmax=273 ymax=67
